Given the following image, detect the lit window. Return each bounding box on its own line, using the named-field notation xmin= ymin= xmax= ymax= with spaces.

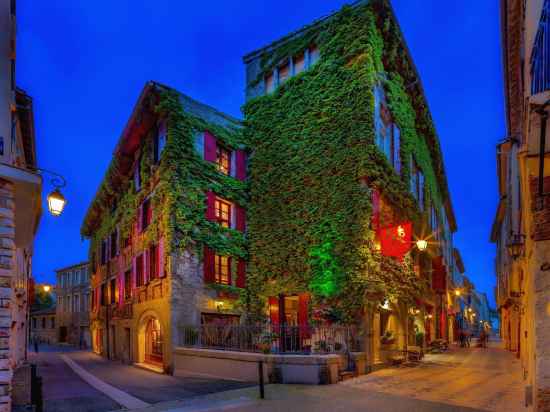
xmin=215 ymin=198 xmax=232 ymax=228
xmin=294 ymin=53 xmax=305 ymax=74
xmin=214 ymin=255 xmax=231 ymax=285
xmin=216 ymin=146 xmax=232 ymax=175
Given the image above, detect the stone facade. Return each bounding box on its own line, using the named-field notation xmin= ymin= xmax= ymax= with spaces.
xmin=55 ymin=262 xmax=91 ymax=348
xmin=30 ymin=308 xmax=56 ymax=344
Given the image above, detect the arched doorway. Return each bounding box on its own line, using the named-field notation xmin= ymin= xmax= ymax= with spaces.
xmin=145 ymin=318 xmax=163 ymax=366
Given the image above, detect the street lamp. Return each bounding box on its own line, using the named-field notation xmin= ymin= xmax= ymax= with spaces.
xmin=42 ymin=285 xmax=51 ymax=293
xmin=506 ymin=234 xmax=526 ymax=260
xmin=416 ymin=239 xmax=428 ymax=252
xmin=47 ymin=189 xmax=66 ymax=217
xmin=454 ymin=289 xmax=461 ymax=297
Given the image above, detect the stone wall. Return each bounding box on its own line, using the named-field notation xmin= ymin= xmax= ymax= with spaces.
xmin=0 ymin=179 xmax=17 ymax=411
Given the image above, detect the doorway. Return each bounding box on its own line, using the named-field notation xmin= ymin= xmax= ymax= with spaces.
xmin=144 ymin=318 xmax=163 ymax=366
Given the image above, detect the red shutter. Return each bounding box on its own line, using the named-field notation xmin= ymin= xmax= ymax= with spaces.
xmin=236 ymin=205 xmax=246 ymax=232
xmin=118 ymin=273 xmax=124 ymax=308
xmin=236 ymin=259 xmax=246 ymax=288
xmin=206 ymin=191 xmax=216 ymax=221
xmin=204 ymin=131 xmax=217 ymax=162
xmin=137 ymin=205 xmax=143 ymax=233
xmin=204 ymin=247 xmax=215 ymax=283
xmin=131 ymin=256 xmax=137 ymax=295
xmin=235 ymin=150 xmax=247 ymax=181
xmin=268 ymin=297 xmax=279 ymax=327
xmin=298 ymin=293 xmax=311 ymax=339
xmin=158 ymin=238 xmax=166 ymax=278
xmin=144 ymin=249 xmax=150 ymax=284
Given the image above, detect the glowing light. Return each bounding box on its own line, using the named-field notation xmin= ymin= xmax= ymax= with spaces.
xmin=416 ymin=239 xmax=428 ymax=252
xmin=454 ymin=289 xmax=461 ymax=297
xmin=397 ymin=225 xmax=405 ymax=238
xmin=42 ymin=285 xmax=51 ymax=293
xmin=47 ymin=189 xmax=67 ymax=217
xmin=381 ymin=300 xmax=390 ymax=310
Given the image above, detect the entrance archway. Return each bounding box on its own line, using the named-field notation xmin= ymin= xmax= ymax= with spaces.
xmin=137 ymin=311 xmax=164 ymax=368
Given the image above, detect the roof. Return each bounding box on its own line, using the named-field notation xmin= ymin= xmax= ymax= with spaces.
xmin=81 ymin=82 xmax=241 ymax=237
xmin=242 ymin=0 xmax=457 ymax=233
xmin=55 ymin=261 xmax=89 ymax=273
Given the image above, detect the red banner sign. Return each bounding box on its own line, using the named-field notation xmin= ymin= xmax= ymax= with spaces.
xmin=379 ymin=222 xmax=412 ymax=261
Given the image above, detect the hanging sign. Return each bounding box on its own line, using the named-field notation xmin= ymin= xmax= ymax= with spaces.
xmin=379 ymin=222 xmax=412 ymax=261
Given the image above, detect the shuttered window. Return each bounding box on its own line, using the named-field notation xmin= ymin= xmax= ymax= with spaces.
xmin=214 ymin=255 xmax=231 ymax=285
xmin=531 ymin=0 xmax=550 ymax=95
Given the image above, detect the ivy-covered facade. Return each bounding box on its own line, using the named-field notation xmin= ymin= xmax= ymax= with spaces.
xmin=81 ymin=0 xmax=462 ymax=373
xmin=81 ymin=82 xmax=248 ymax=372
xmin=242 ymin=0 xmax=459 ymax=361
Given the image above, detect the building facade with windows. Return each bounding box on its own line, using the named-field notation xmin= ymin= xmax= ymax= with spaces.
xmin=493 ymin=0 xmax=550 ymax=408
xmin=81 ymin=82 xmax=247 ymax=373
xmin=30 ymin=308 xmax=56 ymax=345
xmin=55 ymin=262 xmax=91 ymax=347
xmin=242 ymin=0 xmax=459 ymax=367
xmin=0 ymin=1 xmax=42 ymax=409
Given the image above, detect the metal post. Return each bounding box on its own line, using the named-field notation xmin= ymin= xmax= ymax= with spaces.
xmin=258 ymin=360 xmax=265 ymax=399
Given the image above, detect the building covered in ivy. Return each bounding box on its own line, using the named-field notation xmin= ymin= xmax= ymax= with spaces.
xmin=242 ymin=0 xmax=460 ymax=366
xmin=81 ymin=82 xmax=248 ymax=372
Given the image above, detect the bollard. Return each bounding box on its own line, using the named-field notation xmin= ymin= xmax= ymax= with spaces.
xmin=258 ymin=360 xmax=265 ymax=399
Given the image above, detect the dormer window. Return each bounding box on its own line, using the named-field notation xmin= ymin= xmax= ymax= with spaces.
xmin=216 ymin=145 xmax=232 ymax=175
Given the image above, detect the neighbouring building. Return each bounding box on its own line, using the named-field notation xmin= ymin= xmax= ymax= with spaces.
xmin=0 ymin=0 xmax=42 ymax=409
xmin=30 ymin=307 xmax=56 ymax=344
xmin=55 ymin=262 xmax=91 ymax=347
xmin=80 ymin=83 xmax=247 ymax=372
xmin=493 ymin=0 xmax=550 ymax=408
xmin=242 ymin=0 xmax=459 ymax=369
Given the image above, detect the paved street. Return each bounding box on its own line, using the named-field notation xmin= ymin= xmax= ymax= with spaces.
xmin=28 ymin=347 xmax=120 ymax=412
xmin=144 ymin=341 xmax=527 ymax=412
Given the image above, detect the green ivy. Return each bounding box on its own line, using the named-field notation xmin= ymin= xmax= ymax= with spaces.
xmin=243 ymin=3 xmax=438 ymax=323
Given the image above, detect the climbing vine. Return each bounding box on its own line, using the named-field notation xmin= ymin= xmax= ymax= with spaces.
xmin=243 ymin=2 xmax=440 ymax=323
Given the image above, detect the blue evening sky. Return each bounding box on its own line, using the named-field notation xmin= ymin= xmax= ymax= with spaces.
xmin=18 ymin=1 xmax=502 ymax=306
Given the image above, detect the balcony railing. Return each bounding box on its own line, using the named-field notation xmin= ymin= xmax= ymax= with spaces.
xmin=179 ymin=324 xmax=363 ymax=354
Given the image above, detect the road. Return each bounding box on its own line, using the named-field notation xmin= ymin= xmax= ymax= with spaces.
xmin=29 ymin=345 xmax=252 ymax=412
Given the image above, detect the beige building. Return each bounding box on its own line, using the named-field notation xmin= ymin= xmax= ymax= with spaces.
xmin=493 ymin=0 xmax=550 ymax=409
xmin=0 ymin=0 xmax=42 ymax=410
xmin=30 ymin=308 xmax=56 ymax=345
xmin=55 ymin=262 xmax=91 ymax=348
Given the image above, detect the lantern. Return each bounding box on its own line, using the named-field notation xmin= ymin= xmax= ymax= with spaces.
xmin=47 ymin=189 xmax=67 ymax=217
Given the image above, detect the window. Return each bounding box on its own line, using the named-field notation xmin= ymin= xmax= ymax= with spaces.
xmin=134 ymin=159 xmax=141 ymax=192
xmin=32 ymin=318 xmax=36 ymax=329
xmin=531 ymin=0 xmax=550 ymax=95
xmin=51 ymin=317 xmax=55 ymax=329
xmin=110 ymin=229 xmax=118 ymax=258
xmin=214 ymin=255 xmax=231 ymax=285
xmin=309 ymin=45 xmax=320 ymax=66
xmin=215 ymin=198 xmax=232 ymax=228
xmin=124 ymin=270 xmax=132 ymax=299
xmin=154 ymin=122 xmax=167 ymax=164
xmin=374 ymin=86 xmax=401 ymax=172
xmin=410 ymin=157 xmax=424 ymax=210
xmin=74 ymin=295 xmax=80 ymax=312
xmin=216 ymin=145 xmax=232 ymax=175
xmin=110 ymin=278 xmax=116 ymax=305
xmin=101 ymin=283 xmax=107 ymax=306
xmin=149 ymin=244 xmax=159 ymax=280
xmin=100 ymin=239 xmax=108 ymax=265
xmin=80 ymin=294 xmax=86 ymax=312
xmin=136 ymin=254 xmax=145 ymax=287
xmin=42 ymin=318 xmax=46 ymax=329
xmin=57 ymin=296 xmax=62 ymax=311
xmin=66 ymin=296 xmax=71 ymax=312
xmin=265 ymin=73 xmax=275 ymax=93
xmin=279 ymin=63 xmax=290 ymax=84
xmin=294 ymin=53 xmax=305 ymax=74
xmin=142 ymin=198 xmax=151 ymax=231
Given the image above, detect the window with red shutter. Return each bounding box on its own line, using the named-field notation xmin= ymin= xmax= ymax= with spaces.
xmin=235 ymin=150 xmax=247 ymax=181
xmin=204 ymin=131 xmax=217 ymax=162
xmin=203 ymin=247 xmax=215 ymax=283
xmin=206 ymin=191 xmax=216 ymax=221
xmin=236 ymin=205 xmax=246 ymax=232
xmin=214 ymin=255 xmax=231 ymax=285
xmin=215 ymin=198 xmax=232 ymax=228
xmin=216 ymin=145 xmax=232 ymax=175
